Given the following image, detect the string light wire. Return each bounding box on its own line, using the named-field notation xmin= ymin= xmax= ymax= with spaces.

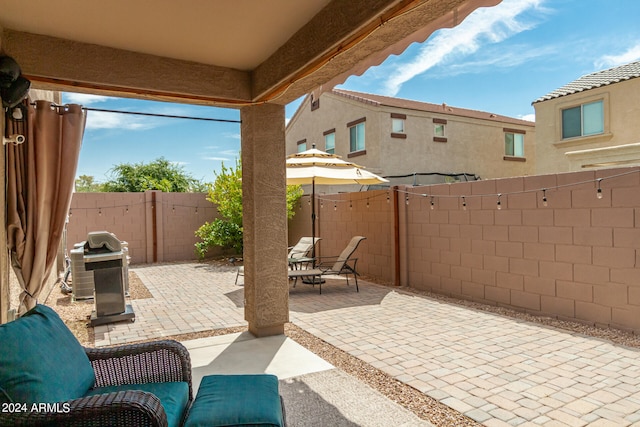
xmin=70 ymin=168 xmax=637 ymax=214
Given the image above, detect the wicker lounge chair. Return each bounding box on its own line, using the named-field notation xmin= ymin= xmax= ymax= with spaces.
xmin=0 ymin=304 xmax=192 ymax=427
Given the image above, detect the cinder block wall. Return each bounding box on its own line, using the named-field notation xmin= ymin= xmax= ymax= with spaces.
xmin=289 ymin=167 xmax=640 ymax=332
xmin=67 ymin=191 xmax=220 ymax=264
xmin=290 ymin=190 xmax=395 ymax=285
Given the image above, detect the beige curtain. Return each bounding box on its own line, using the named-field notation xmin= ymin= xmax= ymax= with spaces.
xmin=6 ymin=100 xmax=86 ymax=314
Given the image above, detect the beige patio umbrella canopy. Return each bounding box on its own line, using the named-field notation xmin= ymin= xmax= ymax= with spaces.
xmin=286 ymin=145 xmax=388 ymax=262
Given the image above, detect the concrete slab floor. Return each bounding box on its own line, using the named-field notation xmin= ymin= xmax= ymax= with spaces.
xmin=182 ymin=331 xmax=334 ymax=393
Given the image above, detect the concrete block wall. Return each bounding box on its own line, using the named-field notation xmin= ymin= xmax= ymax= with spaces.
xmin=289 ymin=167 xmax=640 ymax=333
xmin=67 ymin=191 xmax=219 ymax=264
xmin=401 ymin=166 xmax=640 ymax=331
xmin=288 ymin=190 xmax=394 ymax=284
xmin=160 ymin=193 xmax=219 ymax=261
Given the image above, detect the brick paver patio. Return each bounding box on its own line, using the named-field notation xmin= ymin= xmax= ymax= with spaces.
xmin=95 ymin=262 xmax=640 ymax=426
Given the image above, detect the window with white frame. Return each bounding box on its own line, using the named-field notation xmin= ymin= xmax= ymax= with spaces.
xmin=392 ymin=118 xmax=404 ymax=133
xmin=433 ymin=118 xmax=447 ymax=142
xmin=297 ymin=139 xmax=307 ymax=153
xmin=324 ymin=130 xmax=335 ymax=154
xmin=504 ymin=132 xmax=524 ymax=157
xmin=562 ymin=100 xmax=604 ymax=139
xmin=391 ymin=113 xmax=406 ymax=139
xmin=348 ymin=118 xmax=365 ymax=152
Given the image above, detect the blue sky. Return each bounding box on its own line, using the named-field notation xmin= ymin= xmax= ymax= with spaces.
xmin=64 ymin=0 xmax=640 ymax=185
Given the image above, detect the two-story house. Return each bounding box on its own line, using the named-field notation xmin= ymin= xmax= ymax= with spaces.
xmin=286 ymin=89 xmax=535 ymax=188
xmin=533 ymin=60 xmax=640 ymax=174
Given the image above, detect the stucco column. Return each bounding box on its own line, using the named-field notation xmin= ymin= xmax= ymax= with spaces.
xmin=240 ymin=103 xmax=289 ymax=337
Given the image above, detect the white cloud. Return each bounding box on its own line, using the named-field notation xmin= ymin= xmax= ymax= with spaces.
xmin=202 ymin=148 xmax=239 ymax=163
xmin=595 ymin=43 xmax=640 ymax=69
xmin=382 ymin=0 xmax=547 ymax=95
xmin=220 ymin=149 xmax=239 ymax=157
xmin=519 ymin=113 xmax=535 ymax=122
xmin=84 ymin=110 xmax=160 ymax=131
xmin=62 ymin=93 xmax=111 ymax=105
xmin=222 ymin=132 xmax=241 ymax=140
xmin=435 ymin=44 xmax=557 ymax=78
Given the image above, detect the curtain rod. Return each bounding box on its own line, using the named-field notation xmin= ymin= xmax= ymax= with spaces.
xmin=30 ymin=102 xmax=241 ymax=123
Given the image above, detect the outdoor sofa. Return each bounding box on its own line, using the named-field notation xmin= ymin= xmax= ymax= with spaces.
xmin=0 ymin=304 xmax=286 ymax=427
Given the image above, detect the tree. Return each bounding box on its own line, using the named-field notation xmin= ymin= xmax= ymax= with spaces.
xmin=75 ymin=175 xmax=105 ymax=192
xmin=102 ymin=157 xmax=206 ymax=192
xmin=195 ymin=158 xmax=303 ymax=257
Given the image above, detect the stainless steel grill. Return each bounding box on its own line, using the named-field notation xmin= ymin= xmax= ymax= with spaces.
xmin=76 ymin=231 xmax=135 ymax=325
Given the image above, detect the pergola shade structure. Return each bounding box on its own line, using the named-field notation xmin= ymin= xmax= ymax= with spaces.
xmin=0 ymin=0 xmax=501 ymax=332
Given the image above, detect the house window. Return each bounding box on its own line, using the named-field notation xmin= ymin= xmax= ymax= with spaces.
xmin=347 ymin=118 xmax=366 ymax=153
xmin=391 ymin=113 xmax=406 ymax=133
xmin=504 ymin=131 xmax=524 ymax=157
xmin=562 ymin=100 xmax=604 ymax=139
xmin=350 ymin=123 xmax=365 ymax=151
xmin=391 ymin=113 xmax=406 ymax=139
xmin=392 ymin=118 xmax=404 ymax=133
xmin=433 ymin=118 xmax=447 ymax=142
xmin=297 ymin=139 xmax=307 ymax=153
xmin=324 ymin=129 xmax=335 ymax=154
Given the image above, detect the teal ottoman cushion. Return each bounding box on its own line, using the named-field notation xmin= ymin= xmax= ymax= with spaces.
xmin=86 ymin=381 xmax=189 ymax=427
xmin=0 ymin=304 xmax=95 ymax=404
xmin=185 ymin=374 xmax=284 ymax=427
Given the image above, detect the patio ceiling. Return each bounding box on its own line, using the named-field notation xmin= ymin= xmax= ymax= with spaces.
xmin=0 ymin=0 xmax=500 ymax=107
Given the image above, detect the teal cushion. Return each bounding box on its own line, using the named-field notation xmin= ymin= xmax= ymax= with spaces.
xmin=185 ymin=374 xmax=284 ymax=427
xmin=0 ymin=304 xmax=95 ymax=404
xmin=86 ymin=381 xmax=189 ymax=427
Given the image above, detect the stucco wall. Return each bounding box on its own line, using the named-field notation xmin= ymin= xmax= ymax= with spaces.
xmin=289 ymin=166 xmax=640 ymax=332
xmin=67 ymin=191 xmax=221 ymax=264
xmin=286 ymin=93 xmax=535 ymax=184
xmin=534 ymin=78 xmax=640 ymax=174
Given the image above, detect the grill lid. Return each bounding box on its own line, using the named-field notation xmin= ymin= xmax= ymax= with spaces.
xmin=85 ymin=231 xmax=122 ymax=253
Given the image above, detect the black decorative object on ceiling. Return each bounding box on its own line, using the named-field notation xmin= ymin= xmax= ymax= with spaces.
xmin=0 ymin=56 xmax=31 ymax=109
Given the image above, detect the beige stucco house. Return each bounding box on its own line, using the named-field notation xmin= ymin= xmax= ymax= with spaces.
xmin=286 ymin=89 xmax=535 ymax=188
xmin=533 ymin=60 xmax=640 ymax=174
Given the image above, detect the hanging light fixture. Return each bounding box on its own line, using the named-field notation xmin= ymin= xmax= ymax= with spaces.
xmin=596 ymin=179 xmax=603 ymax=199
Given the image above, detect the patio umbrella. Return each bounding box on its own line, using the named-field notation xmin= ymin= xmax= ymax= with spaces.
xmin=286 ymin=144 xmax=388 ymax=263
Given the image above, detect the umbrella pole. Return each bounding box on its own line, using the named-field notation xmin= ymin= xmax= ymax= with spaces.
xmin=311 ymin=178 xmax=316 ymax=267
xmin=304 ymin=178 xmax=324 ymax=285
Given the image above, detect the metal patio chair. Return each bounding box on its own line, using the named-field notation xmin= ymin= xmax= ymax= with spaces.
xmin=288 ymin=236 xmax=366 ymax=294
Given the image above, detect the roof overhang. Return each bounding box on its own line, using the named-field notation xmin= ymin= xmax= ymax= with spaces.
xmin=0 ymin=0 xmax=501 ymax=107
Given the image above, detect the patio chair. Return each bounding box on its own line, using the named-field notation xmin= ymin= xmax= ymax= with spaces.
xmin=0 ymin=304 xmax=193 ymax=427
xmin=230 ymin=256 xmax=244 ymax=285
xmin=232 ymin=237 xmax=321 ymax=284
xmin=287 ymin=236 xmax=321 ymax=270
xmin=288 ymin=236 xmax=366 ymax=294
